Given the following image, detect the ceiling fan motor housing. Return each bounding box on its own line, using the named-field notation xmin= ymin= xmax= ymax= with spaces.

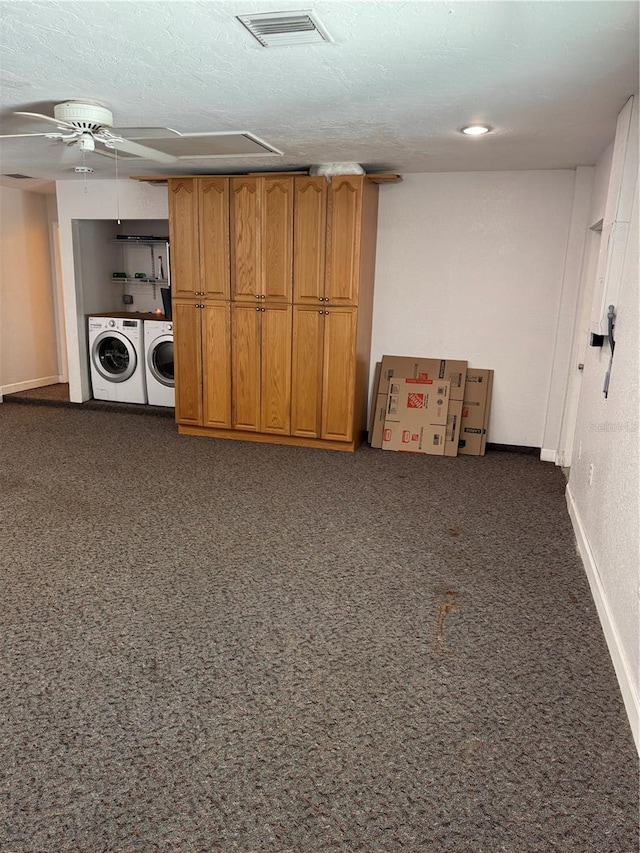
xmin=53 ymin=101 xmax=114 ymax=131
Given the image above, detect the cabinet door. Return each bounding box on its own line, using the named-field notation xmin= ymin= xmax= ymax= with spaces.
xmin=262 ymin=177 xmax=293 ymax=302
xmin=202 ymin=301 xmax=231 ymax=428
xmin=321 ymin=307 xmax=358 ymax=442
xmin=293 ymin=177 xmax=327 ymax=304
xmin=199 ymin=178 xmax=230 ymax=300
xmin=173 ymin=300 xmax=203 ymax=425
xmin=231 ymin=179 xmax=261 ymax=301
xmin=168 ymin=179 xmax=199 ymax=298
xmin=232 ymin=304 xmax=261 ymax=431
xmin=325 ymin=176 xmax=364 ymax=306
xmin=291 ymin=305 xmax=324 ymax=437
xmin=261 ymin=304 xmax=292 ymax=434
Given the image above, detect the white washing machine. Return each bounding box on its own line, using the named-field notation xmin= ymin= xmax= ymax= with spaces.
xmin=144 ymin=319 xmax=175 ymax=407
xmin=88 ymin=316 xmax=147 ymax=404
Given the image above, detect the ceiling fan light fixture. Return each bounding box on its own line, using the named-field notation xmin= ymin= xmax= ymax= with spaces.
xmin=461 ymin=124 xmax=492 ymax=136
xmin=77 ymin=133 xmax=95 ymax=152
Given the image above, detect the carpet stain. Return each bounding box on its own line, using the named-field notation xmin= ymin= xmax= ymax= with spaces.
xmin=435 ymin=589 xmax=458 ymax=655
xmin=460 ymin=736 xmax=484 ymax=761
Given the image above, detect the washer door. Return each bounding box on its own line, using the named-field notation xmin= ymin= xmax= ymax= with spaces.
xmin=148 ymin=335 xmax=174 ymax=388
xmin=92 ymin=331 xmax=137 ymax=383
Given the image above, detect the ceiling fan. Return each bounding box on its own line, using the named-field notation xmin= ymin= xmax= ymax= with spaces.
xmin=0 ymin=100 xmax=179 ymax=164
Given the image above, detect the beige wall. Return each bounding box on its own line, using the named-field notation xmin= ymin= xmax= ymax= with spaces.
xmin=0 ymin=186 xmax=60 ymax=394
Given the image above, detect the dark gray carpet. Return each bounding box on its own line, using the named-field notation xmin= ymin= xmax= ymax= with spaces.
xmin=4 ymin=383 xmax=173 ymax=419
xmin=1 ymin=403 xmax=637 ymax=852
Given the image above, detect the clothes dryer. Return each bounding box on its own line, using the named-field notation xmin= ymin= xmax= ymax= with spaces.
xmin=88 ymin=316 xmax=147 ymax=404
xmin=144 ymin=319 xmax=175 ymax=407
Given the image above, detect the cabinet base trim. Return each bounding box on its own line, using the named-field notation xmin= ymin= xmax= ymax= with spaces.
xmin=177 ymin=424 xmax=360 ymax=451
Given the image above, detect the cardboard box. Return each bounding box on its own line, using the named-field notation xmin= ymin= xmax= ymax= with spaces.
xmin=369 ymin=392 xmax=388 ymax=449
xmin=378 ymin=355 xmax=467 ymax=401
xmin=459 ymin=368 xmax=494 ymax=456
xmin=382 ymin=378 xmax=450 ymax=455
xmin=444 ymin=398 xmax=463 ymax=457
xmin=383 ymin=422 xmax=447 ymax=454
xmin=368 ymin=361 xmax=382 ymax=445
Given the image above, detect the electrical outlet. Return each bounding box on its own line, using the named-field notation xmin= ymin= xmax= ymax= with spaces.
xmin=588 ymin=463 xmax=594 ymax=486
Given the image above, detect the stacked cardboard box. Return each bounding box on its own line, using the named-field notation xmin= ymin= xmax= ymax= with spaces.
xmin=458 ymin=368 xmax=494 ymax=456
xmin=369 ymin=355 xmax=493 ymax=456
xmin=382 ymin=378 xmax=451 ymax=455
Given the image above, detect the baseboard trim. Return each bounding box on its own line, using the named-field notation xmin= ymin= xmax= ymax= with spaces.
xmin=485 ymin=443 xmax=541 ymax=455
xmin=540 ymin=448 xmax=557 ymax=463
xmin=1 ymin=376 xmax=61 ymax=395
xmin=566 ymin=485 xmax=640 ymax=755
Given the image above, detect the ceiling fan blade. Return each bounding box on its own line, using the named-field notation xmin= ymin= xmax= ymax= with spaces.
xmin=0 ymin=132 xmax=52 ymax=139
xmin=91 ymin=146 xmax=117 ymax=160
xmin=106 ymin=137 xmax=177 ymax=163
xmin=111 ymin=126 xmax=182 ymax=139
xmin=14 ymin=111 xmax=75 ymax=130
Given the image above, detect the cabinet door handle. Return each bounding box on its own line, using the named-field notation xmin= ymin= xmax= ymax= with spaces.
xmin=255 ymin=306 xmax=261 ymax=311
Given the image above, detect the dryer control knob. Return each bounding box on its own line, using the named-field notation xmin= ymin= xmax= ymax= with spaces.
xmin=108 ymin=319 xmax=116 ymax=327
xmin=167 ymin=324 xmax=172 ymax=332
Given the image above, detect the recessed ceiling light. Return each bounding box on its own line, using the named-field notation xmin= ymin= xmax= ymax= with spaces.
xmin=461 ymin=125 xmax=492 ymax=136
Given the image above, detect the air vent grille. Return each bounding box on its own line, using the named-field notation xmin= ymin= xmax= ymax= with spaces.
xmin=237 ymin=10 xmax=332 ymax=47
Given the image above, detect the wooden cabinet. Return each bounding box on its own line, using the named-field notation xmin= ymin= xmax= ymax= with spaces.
xmin=168 ymin=173 xmax=385 ymax=451
xmin=173 ymin=300 xmax=202 ymax=424
xmin=200 ymin=178 xmax=230 ymax=300
xmin=291 ymin=305 xmax=358 ymax=442
xmin=293 ymin=178 xmax=327 ymax=304
xmin=173 ymin=299 xmax=231 ymax=429
xmin=169 ymin=177 xmax=230 ymax=299
xmin=293 ymin=175 xmax=375 ymax=307
xmin=327 ymin=176 xmax=379 ymax=306
xmin=168 ymin=180 xmax=199 ymax=298
xmin=290 ymin=306 xmax=324 ymax=437
xmin=231 ymin=176 xmax=293 ymax=302
xmin=232 ymin=303 xmax=292 ymax=434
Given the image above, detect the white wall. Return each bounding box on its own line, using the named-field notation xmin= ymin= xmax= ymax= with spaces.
xmin=372 ymin=171 xmax=576 ymax=447
xmin=567 ymin=157 xmax=639 ymax=750
xmin=75 ymin=220 xmax=124 ymax=316
xmin=0 ymin=186 xmax=60 ymax=395
xmin=56 ymin=179 xmax=168 ymax=402
xmin=540 ymin=167 xmax=594 ymax=463
xmin=556 ymin=143 xmax=615 ymax=469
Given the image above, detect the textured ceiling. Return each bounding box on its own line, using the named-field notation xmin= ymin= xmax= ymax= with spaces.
xmin=0 ymin=0 xmax=638 ymax=188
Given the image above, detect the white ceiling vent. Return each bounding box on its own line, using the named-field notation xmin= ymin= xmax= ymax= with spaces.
xmin=237 ymin=10 xmax=332 ymax=47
